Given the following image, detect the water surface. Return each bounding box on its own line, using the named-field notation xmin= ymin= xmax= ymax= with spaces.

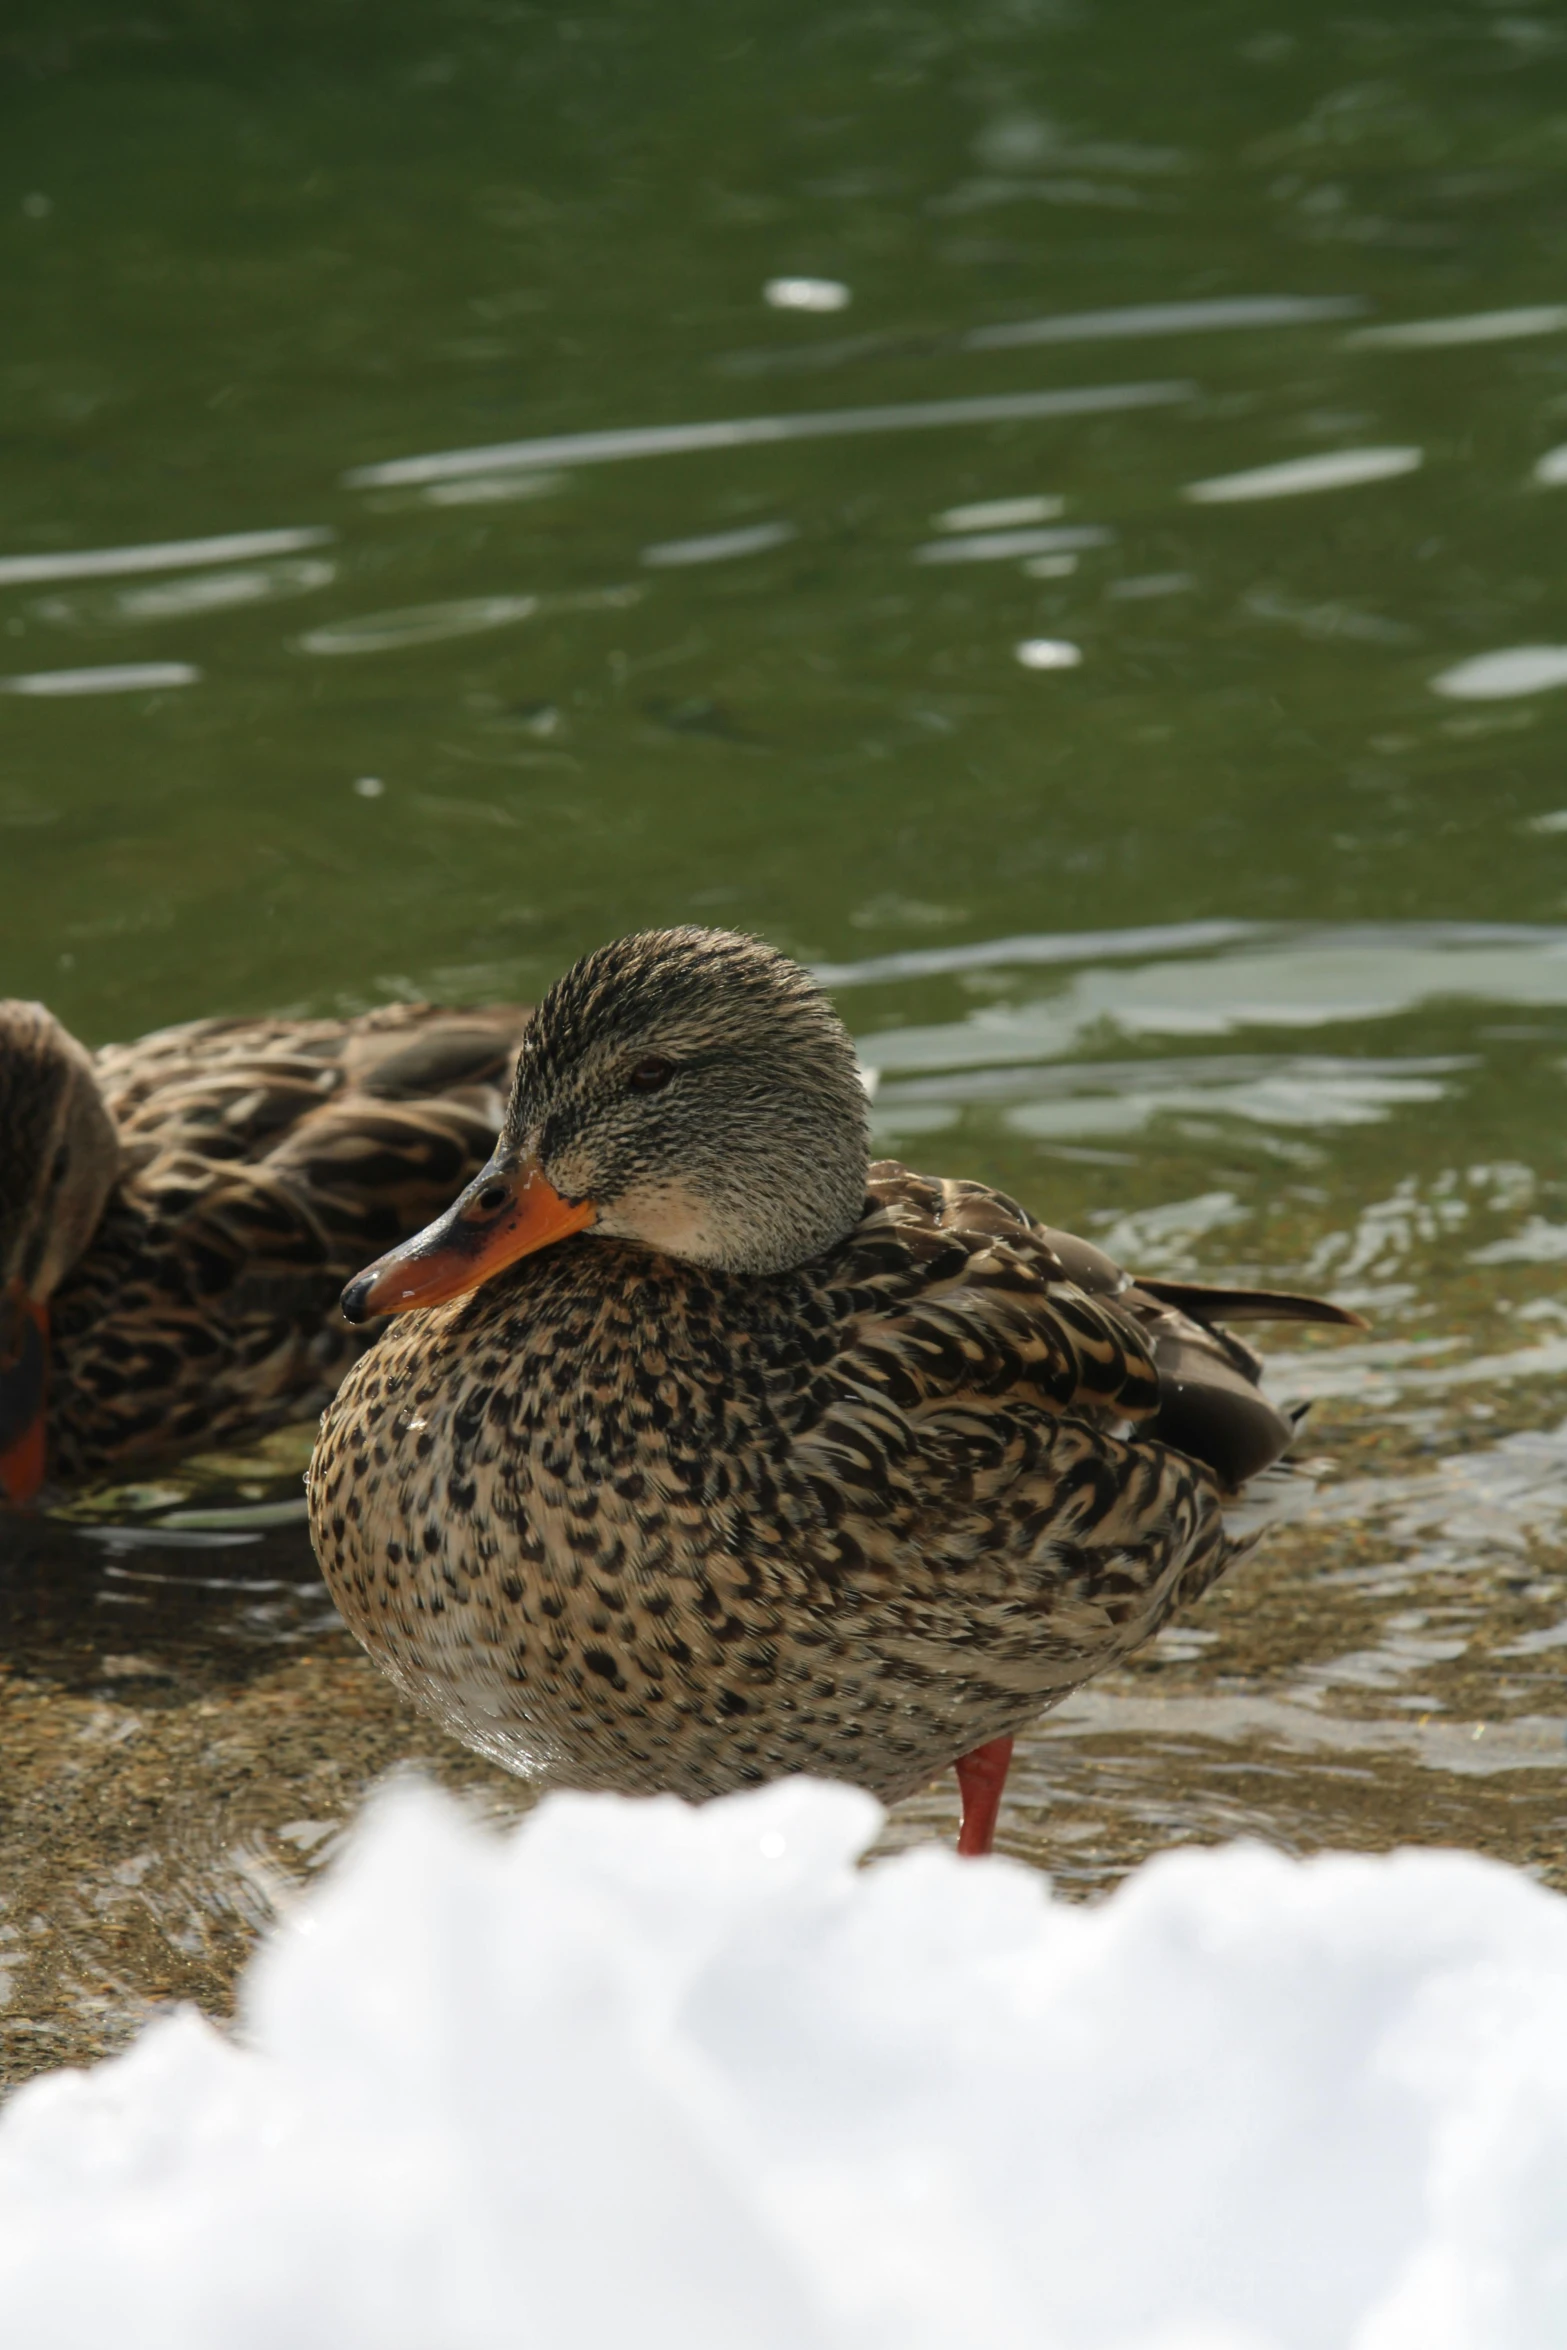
xmin=5 ymin=0 xmax=1567 ymax=2085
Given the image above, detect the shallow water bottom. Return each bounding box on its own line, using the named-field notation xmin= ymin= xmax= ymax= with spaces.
xmin=5 ymin=1376 xmax=1567 ymax=2094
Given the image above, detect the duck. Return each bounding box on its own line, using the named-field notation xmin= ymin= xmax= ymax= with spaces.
xmin=0 ymin=996 xmax=532 ymax=1505
xmin=308 ymin=928 xmax=1362 ymax=1856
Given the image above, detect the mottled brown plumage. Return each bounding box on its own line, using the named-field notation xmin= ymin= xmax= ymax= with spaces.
xmin=0 ymin=998 xmax=531 ymax=1494
xmin=309 ymin=930 xmax=1359 ymax=1832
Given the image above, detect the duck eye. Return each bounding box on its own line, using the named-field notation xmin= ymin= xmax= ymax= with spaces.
xmin=628 ymin=1055 xmax=675 ymax=1094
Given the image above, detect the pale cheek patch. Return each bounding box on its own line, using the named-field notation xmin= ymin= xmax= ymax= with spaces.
xmin=596 ymin=1180 xmax=723 ymax=1264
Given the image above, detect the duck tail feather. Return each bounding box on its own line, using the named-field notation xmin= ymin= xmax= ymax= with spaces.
xmin=1132 ymin=1279 xmax=1368 ymax=1332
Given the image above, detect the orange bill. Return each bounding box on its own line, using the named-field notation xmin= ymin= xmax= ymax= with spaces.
xmin=0 ymin=1288 xmax=49 ymax=1507
xmin=340 ymin=1155 xmax=595 ymax=1325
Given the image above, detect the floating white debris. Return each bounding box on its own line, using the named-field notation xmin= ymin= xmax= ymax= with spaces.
xmin=1534 ymin=446 xmax=1567 ymax=486
xmin=298 ymin=596 xmax=538 ymax=656
xmin=1431 ymin=647 xmax=1567 ymax=702
xmin=1347 ymin=304 xmax=1567 ymax=349
xmin=1014 ymin=637 xmax=1083 ymax=670
xmin=1185 ymin=447 xmax=1422 ymax=503
xmin=0 ymin=526 xmax=332 ymax=588
xmin=2 ymin=1778 xmax=1567 ymax=2350
xmin=641 ymin=521 xmax=797 ymax=568
xmin=962 ymin=293 xmax=1364 ymax=351
xmin=764 ymin=277 xmax=851 ymax=312
xmin=935 ymin=495 xmax=1064 ymax=531
xmin=0 ymin=662 xmax=200 ymax=696
xmin=343 ymin=383 xmax=1193 ymax=489
xmin=916 ymin=525 xmax=1108 ymax=566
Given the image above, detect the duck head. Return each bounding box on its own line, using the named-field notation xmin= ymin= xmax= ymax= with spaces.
xmin=0 ymin=1001 xmax=121 ymax=1503
xmin=341 ymin=928 xmax=870 ymax=1321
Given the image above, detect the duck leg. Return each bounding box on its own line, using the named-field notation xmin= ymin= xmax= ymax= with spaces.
xmin=954 ymin=1734 xmax=1014 ymax=1857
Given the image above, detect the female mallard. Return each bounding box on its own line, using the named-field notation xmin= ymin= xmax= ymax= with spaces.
xmin=309 ymin=929 xmax=1359 ymax=1854
xmin=0 ymin=997 xmax=531 ymax=1504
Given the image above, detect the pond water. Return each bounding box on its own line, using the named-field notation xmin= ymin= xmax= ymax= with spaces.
xmin=5 ymin=0 xmax=1567 ymax=2087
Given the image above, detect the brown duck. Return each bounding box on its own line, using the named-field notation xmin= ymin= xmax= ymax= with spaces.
xmin=0 ymin=997 xmax=531 ymax=1503
xmin=309 ymin=929 xmax=1360 ymax=1854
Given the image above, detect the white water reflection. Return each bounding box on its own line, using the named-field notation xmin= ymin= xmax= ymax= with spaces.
xmin=297 ymin=586 xmax=638 ymax=656
xmin=1272 ymin=1331 xmax=1567 ymax=1407
xmin=850 ymin=924 xmax=1567 ymax=1078
xmin=298 ymin=595 xmax=538 ymax=655
xmin=0 ymin=662 xmax=200 ymax=695
xmin=1431 ymin=648 xmax=1567 ymax=701
xmin=1470 ymin=1219 xmax=1567 ymax=1266
xmin=420 ymin=471 xmax=567 ymax=508
xmin=641 ymin=522 xmax=796 ymax=568
xmin=1347 ymin=305 xmax=1567 ymax=349
xmin=1042 ymin=1685 xmax=1567 ymax=1775
xmin=935 ymin=495 xmax=1063 ymax=530
xmin=722 ymin=294 xmax=1361 ymax=382
xmin=962 ymin=293 xmax=1364 ymax=351
xmin=36 ymin=558 xmax=335 ymax=628
xmin=1536 ymin=447 xmax=1567 ymax=486
xmin=344 ymin=382 xmax=1193 ymax=488
xmin=915 ymin=524 xmax=1108 ymax=566
xmin=1090 ymin=1190 xmax=1250 ymax=1273
xmin=1107 ymin=571 xmax=1195 ymax=600
xmin=933 ymin=175 xmax=1166 ymax=216
xmin=871 ymin=1052 xmax=1464 ymax=1144
xmin=0 ymin=527 xmax=330 ymax=588
xmin=1006 ymin=1056 xmax=1457 ymax=1139
xmin=820 ymin=919 xmax=1263 ymax=986
xmin=1243 ymin=590 xmax=1417 ymax=648
xmin=1185 ymin=448 xmax=1422 ymax=503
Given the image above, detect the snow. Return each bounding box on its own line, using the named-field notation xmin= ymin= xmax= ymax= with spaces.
xmin=2 ymin=1777 xmax=1566 ymax=2349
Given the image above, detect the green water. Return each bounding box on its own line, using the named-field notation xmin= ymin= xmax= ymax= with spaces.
xmin=6 ymin=0 xmax=1567 ymax=2082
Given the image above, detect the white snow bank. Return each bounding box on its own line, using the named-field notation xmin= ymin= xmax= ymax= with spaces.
xmin=3 ymin=1778 xmax=1567 ymax=2350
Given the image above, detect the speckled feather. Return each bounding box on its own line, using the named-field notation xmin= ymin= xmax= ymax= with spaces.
xmin=46 ymin=1002 xmax=530 ymax=1478
xmin=311 ymin=1162 xmax=1272 ymax=1804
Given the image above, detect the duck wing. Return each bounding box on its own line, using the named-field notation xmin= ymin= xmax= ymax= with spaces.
xmin=838 ymin=1166 xmax=1165 ymax=1425
xmin=772 ymin=1163 xmax=1355 ymax=1722
xmin=822 ymin=1162 xmax=1350 ymax=1507
xmin=770 ymin=1167 xmax=1227 ymax=1712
